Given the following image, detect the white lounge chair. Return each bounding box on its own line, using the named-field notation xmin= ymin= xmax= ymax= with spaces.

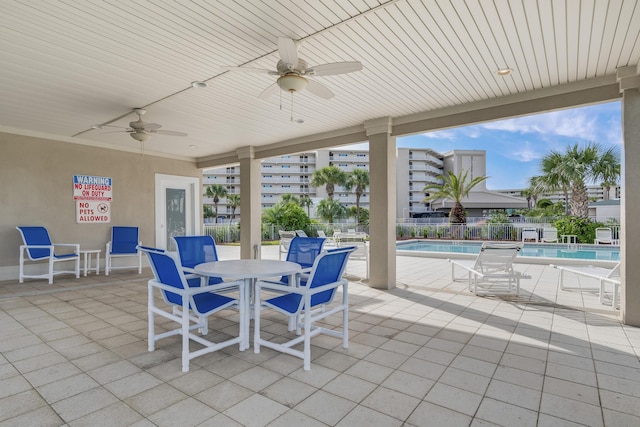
xmin=448 ymin=242 xmax=528 ymax=296
xmin=335 ymin=232 xmax=369 ymax=279
xmin=594 ymin=227 xmax=617 ymax=245
xmin=541 ymin=227 xmax=558 ymax=243
xmin=521 ymin=227 xmax=538 ymax=242
xmin=278 ymin=230 xmax=296 ymax=260
xmin=551 ymin=262 xmax=620 ymax=309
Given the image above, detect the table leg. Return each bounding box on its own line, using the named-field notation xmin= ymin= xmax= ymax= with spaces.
xmin=83 ymin=253 xmax=89 ymax=277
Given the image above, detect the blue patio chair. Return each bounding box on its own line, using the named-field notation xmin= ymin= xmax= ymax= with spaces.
xmin=269 ymin=236 xmax=326 ymax=286
xmin=254 ymin=246 xmax=355 ymax=370
xmin=16 ymin=226 xmax=80 ymax=284
xmin=140 ymin=247 xmax=245 ymax=372
xmin=173 ymin=235 xmax=240 ymax=291
xmin=105 ymin=226 xmax=142 ymax=275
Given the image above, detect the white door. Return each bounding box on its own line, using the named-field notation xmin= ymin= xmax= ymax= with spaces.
xmin=155 ymin=174 xmax=200 ymax=251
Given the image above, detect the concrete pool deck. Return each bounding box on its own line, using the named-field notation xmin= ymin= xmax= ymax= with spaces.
xmin=0 ymin=245 xmax=638 ymax=426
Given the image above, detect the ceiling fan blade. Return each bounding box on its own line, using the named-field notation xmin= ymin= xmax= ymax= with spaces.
xmin=306 ymin=79 xmax=334 ymax=99
xmin=258 ymin=82 xmax=280 ymax=99
xmin=221 ymin=66 xmax=278 ymax=75
xmin=277 ymin=37 xmax=298 ymax=69
xmin=99 ymin=130 xmax=128 ymax=134
xmin=144 ymin=123 xmax=162 ymax=130
xmin=305 ymin=61 xmax=363 ymax=76
xmin=152 ymin=130 xmax=187 ymax=137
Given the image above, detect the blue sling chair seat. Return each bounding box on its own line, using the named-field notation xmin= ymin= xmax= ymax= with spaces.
xmin=140 ymin=247 xmax=245 ymax=372
xmin=16 ymin=226 xmax=80 ymax=284
xmin=105 ymin=226 xmax=142 ymax=275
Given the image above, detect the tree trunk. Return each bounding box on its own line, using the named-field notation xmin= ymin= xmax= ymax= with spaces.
xmin=570 ymin=181 xmax=589 ymax=218
xmin=450 ymin=202 xmax=466 ymax=224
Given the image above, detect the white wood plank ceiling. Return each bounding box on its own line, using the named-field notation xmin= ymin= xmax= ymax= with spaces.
xmin=0 ymin=0 xmax=638 ymax=160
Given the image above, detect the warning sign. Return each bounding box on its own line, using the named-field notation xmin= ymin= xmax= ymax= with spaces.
xmin=76 ymin=200 xmax=111 ymax=223
xmin=73 ymin=175 xmax=112 ymax=201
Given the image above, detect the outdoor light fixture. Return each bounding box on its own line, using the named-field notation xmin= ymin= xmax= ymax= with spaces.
xmin=191 ymin=81 xmax=208 ymax=88
xmin=277 ymin=74 xmax=308 ymax=93
xmin=497 ymin=68 xmax=512 ymax=76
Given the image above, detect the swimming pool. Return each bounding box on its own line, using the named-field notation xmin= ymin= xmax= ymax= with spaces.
xmin=397 ymin=240 xmax=620 ymax=263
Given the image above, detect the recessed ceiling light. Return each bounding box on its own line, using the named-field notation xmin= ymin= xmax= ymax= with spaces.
xmin=497 ymin=68 xmax=512 ymax=76
xmin=294 ymin=118 xmax=304 ymax=124
xmin=191 ymin=81 xmax=208 ymax=88
xmin=189 ymin=145 xmax=197 ymax=149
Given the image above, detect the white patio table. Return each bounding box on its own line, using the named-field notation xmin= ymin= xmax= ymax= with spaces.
xmin=194 ymin=259 xmax=301 ymax=349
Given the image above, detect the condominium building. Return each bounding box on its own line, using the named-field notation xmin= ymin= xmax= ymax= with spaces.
xmin=203 ymin=148 xmax=528 ymax=219
xmin=497 ymin=186 xmax=622 ymax=207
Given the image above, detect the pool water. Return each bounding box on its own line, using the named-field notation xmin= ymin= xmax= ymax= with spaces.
xmin=397 ymin=241 xmax=620 ymax=261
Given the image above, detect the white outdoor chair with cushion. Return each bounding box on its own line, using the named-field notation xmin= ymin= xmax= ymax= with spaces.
xmin=317 ymin=230 xmax=337 ymax=247
xmin=253 ymin=246 xmax=355 ymax=370
xmin=551 ymin=262 xmax=620 ymax=309
xmin=541 ymin=227 xmax=559 ymax=243
xmin=140 ymin=247 xmax=245 ymax=372
xmin=448 ymin=242 xmax=528 ymax=296
xmin=521 ymin=227 xmax=538 ymax=242
xmin=594 ymin=227 xmax=616 ymax=245
xmin=106 ymin=226 xmax=142 ymax=275
xmin=16 ymin=226 xmax=80 ymax=284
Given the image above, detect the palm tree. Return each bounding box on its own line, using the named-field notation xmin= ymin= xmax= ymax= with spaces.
xmin=310 ymin=166 xmax=347 ymax=200
xmin=299 ymin=195 xmax=313 ymax=217
xmin=227 ymin=194 xmax=240 ymax=220
xmin=527 ymin=176 xmax=544 ymax=208
xmin=537 ymin=143 xmax=620 ymax=218
xmin=344 ymin=168 xmax=369 ymax=225
xmin=537 ymin=152 xmax=572 ymax=215
xmin=205 ymin=184 xmax=228 ymax=223
xmin=280 ymin=193 xmax=299 ymax=205
xmin=316 ymin=199 xmax=347 ymax=224
xmin=520 ymin=189 xmax=532 ymax=209
xmin=423 ymin=170 xmax=489 ymax=224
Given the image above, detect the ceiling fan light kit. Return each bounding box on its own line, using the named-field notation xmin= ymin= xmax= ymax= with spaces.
xmin=277 ymin=74 xmax=308 ymax=92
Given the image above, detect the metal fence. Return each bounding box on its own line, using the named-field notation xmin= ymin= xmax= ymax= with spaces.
xmin=204 ymin=222 xmax=621 ymax=244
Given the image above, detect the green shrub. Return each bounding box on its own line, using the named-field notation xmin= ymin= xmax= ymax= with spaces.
xmin=554 ymin=216 xmax=603 ymax=243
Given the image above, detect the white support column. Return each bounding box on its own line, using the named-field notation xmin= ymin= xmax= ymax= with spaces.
xmin=238 ymin=146 xmax=262 ymax=259
xmin=365 ymin=117 xmax=396 ymax=289
xmin=618 ymin=65 xmax=640 ymax=326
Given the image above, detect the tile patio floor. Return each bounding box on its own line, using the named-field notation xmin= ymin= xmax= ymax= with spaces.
xmin=1 ymin=245 xmax=639 ymax=426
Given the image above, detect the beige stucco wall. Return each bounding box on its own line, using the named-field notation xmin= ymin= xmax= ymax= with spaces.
xmin=0 ymin=132 xmax=201 ymax=279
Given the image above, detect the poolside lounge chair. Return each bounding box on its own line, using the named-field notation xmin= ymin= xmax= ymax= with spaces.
xmin=16 ymin=226 xmax=80 ymax=284
xmin=336 ymin=232 xmax=369 ymax=279
xmin=594 ymin=227 xmax=617 ymax=245
xmin=541 ymin=227 xmax=559 ymax=243
xmin=140 ymin=247 xmax=244 ymax=372
xmin=254 ymin=246 xmax=355 ymax=370
xmin=295 ymin=229 xmax=308 ymax=237
xmin=448 ymin=242 xmax=527 ymax=296
xmin=278 ymin=230 xmax=296 ymax=260
xmin=521 ymin=227 xmax=538 ymax=242
xmin=551 ymin=262 xmax=620 ymax=309
xmin=105 ymin=226 xmax=142 ymax=275
xmin=317 ymin=230 xmax=337 ymax=246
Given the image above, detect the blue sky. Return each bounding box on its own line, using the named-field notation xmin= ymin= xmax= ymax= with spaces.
xmin=395 ymin=101 xmax=622 ymax=190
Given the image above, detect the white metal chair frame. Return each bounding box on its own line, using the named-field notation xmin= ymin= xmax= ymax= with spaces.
xmin=336 ymin=232 xmax=369 ymax=279
xmin=594 ymin=227 xmax=617 ymax=245
xmin=16 ymin=226 xmax=80 ymax=284
xmin=278 ymin=230 xmax=296 ymax=260
xmin=449 ymin=242 xmax=528 ymax=296
xmin=253 ymin=247 xmax=354 ymax=371
xmin=541 ymin=227 xmax=559 ymax=243
xmin=143 ymin=248 xmax=245 ymax=372
xmin=551 ymin=262 xmax=620 ymax=310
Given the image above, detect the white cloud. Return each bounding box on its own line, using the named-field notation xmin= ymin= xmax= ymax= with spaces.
xmin=480 ymin=109 xmax=599 ymax=140
xmin=420 ymin=130 xmax=457 ymax=140
xmin=502 ymin=141 xmax=544 ymax=162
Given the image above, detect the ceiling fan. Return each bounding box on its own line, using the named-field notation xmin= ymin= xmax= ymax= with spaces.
xmin=93 ymin=108 xmax=188 ymax=142
xmin=221 ymin=37 xmax=363 ymax=100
